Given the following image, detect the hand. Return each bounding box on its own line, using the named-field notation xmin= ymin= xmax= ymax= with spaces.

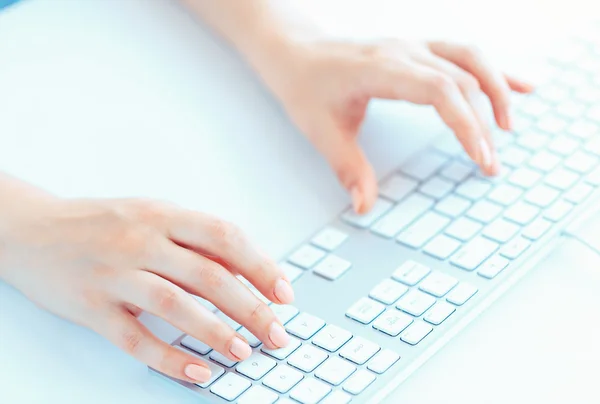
xmin=0 ymin=197 xmax=294 ymax=383
xmin=254 ymin=38 xmax=533 ymax=214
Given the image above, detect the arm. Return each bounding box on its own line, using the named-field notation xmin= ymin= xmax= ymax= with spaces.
xmin=180 ymin=0 xmax=533 ymax=213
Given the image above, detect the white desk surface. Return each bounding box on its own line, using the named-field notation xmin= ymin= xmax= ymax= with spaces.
xmin=1 ymin=0 xmax=600 ymax=403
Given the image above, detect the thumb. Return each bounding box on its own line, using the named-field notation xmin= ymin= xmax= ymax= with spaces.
xmin=314 ymin=125 xmax=378 ymax=214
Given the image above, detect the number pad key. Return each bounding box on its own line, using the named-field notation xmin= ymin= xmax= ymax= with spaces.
xmin=424 ymin=301 xmax=456 ymax=325
xmin=289 ymin=377 xmax=331 ymax=404
xmin=261 ymin=337 xmax=302 ymax=360
xmin=400 ymin=321 xmax=434 ymax=345
xmin=339 ymin=337 xmax=380 ymax=365
xmin=367 ymin=349 xmax=400 ymax=374
xmin=314 ymin=357 xmax=356 ymax=385
xmin=311 ymin=227 xmax=348 ymax=251
xmin=237 ymin=385 xmax=278 ymax=404
xmin=346 ymin=297 xmax=385 ymax=324
xmin=343 ymin=370 xmax=377 ymax=395
xmin=321 ymin=391 xmax=353 ymax=404
xmin=372 ymin=309 xmax=414 ymax=336
xmin=236 ymin=352 xmax=276 ymax=380
xmin=446 ymin=282 xmax=478 ymax=305
xmin=288 ymin=245 xmax=326 ymax=269
xmin=392 ymin=260 xmax=431 ymax=286
xmin=286 ymin=313 xmax=326 ymax=339
xmin=262 ymin=364 xmax=303 ymax=393
xmin=478 ymin=255 xmax=510 ymax=279
xmin=288 ymin=344 xmax=328 ymax=373
xmin=419 ymin=271 xmax=458 ymax=297
xmin=210 ymin=372 xmax=251 ymax=401
xmin=396 ymin=290 xmax=436 ymax=316
xmin=312 ymin=325 xmax=352 ymax=352
xmin=270 ymin=304 xmax=299 ymax=325
xmin=314 ymin=255 xmax=352 ymax=280
xmin=369 ymin=278 xmax=409 ymax=304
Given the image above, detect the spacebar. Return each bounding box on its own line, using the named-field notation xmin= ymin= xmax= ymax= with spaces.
xmin=371 ymin=193 xmax=434 ymax=238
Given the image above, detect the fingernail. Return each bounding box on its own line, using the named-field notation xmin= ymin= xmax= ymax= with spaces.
xmin=229 ymin=336 xmax=252 ymax=360
xmin=478 ymin=138 xmax=493 ymax=169
xmin=350 ymin=186 xmax=363 ymax=214
xmin=504 ymin=110 xmax=513 ymax=131
xmin=274 ymin=278 xmax=295 ymax=304
xmin=268 ymin=322 xmax=290 ymax=348
xmin=184 ymin=364 xmax=212 ymax=382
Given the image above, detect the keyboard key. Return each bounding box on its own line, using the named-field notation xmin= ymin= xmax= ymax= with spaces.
xmin=288 ymin=245 xmax=326 ymax=269
xmin=314 ymin=255 xmax=352 ymax=280
xmin=586 ymin=166 xmax=600 ymax=186
xmin=567 ymin=120 xmax=598 ymax=140
xmin=504 ymin=201 xmax=540 ymax=225
xmin=529 ymin=150 xmax=562 ymax=173
xmin=419 ymin=271 xmax=458 ymax=297
xmin=556 ymin=100 xmax=586 ymax=119
xmin=440 ymin=160 xmax=473 ymax=182
xmin=516 ymin=131 xmax=549 ymax=151
xmin=315 ymin=357 xmax=356 ymax=386
xmin=424 ymin=301 xmax=456 ymax=325
xmin=369 ymin=278 xmax=409 ymax=305
xmin=544 ymin=200 xmax=574 ymax=222
xmin=343 ymin=370 xmax=376 ymax=395
xmin=288 ymin=344 xmax=328 ymax=373
xmin=321 ymin=391 xmax=352 ymax=404
xmin=446 ymin=282 xmax=478 ymax=305
xmin=545 ymin=168 xmax=580 ymax=190
xmin=270 ymin=304 xmax=299 ymax=325
xmin=174 ymin=346 xmax=224 ymax=388
xmin=280 ymin=262 xmax=304 ymax=283
xmin=565 ymin=151 xmax=599 ymax=174
xmin=396 ymin=211 xmax=450 ymax=248
xmin=400 ymin=321 xmax=433 ymax=345
xmin=433 ymin=136 xmax=463 ymax=156
xmin=342 ymin=198 xmax=393 ymax=228
xmin=482 ymin=219 xmax=520 ymax=243
xmin=423 ymin=234 xmax=462 ymax=260
xmin=450 ymin=236 xmax=499 ymax=271
xmin=181 ymin=336 xmax=212 ymax=355
xmin=210 ymin=372 xmax=251 ymax=401
xmin=312 ymin=325 xmax=352 ymax=352
xmin=444 ymin=216 xmax=482 ymax=241
xmin=523 ymin=218 xmax=553 ymax=240
xmin=238 ymin=328 xmax=261 ymax=348
xmin=435 ymin=194 xmax=472 ymax=218
xmin=455 ymin=177 xmax=492 ymax=200
xmin=262 ymin=338 xmax=302 ymax=360
xmin=339 ymin=337 xmax=380 ymax=365
xmin=287 ymin=313 xmax=326 ymax=339
xmin=346 ymin=298 xmax=385 ymax=324
xmin=401 ymin=151 xmax=449 ymax=180
xmin=419 ymin=176 xmax=455 ymax=199
xmin=396 ymin=290 xmax=436 ymax=316
xmin=372 ymin=309 xmax=414 ymax=336
xmin=587 ymin=105 xmax=600 ymax=123
xmin=392 ymin=260 xmax=431 ymax=286
xmin=466 ymin=200 xmax=503 ymax=223
xmin=500 ymin=237 xmax=531 ymax=259
xmin=311 ymin=227 xmax=348 ymax=251
xmin=537 ymin=114 xmax=569 ymax=134
xmin=371 ymin=193 xmax=434 ymax=238
xmin=209 ymin=351 xmax=238 ymax=368
xmin=565 ymin=183 xmax=595 ymax=204
xmin=236 ymin=352 xmax=276 ymax=380
xmin=262 ymin=364 xmax=303 ymax=393
xmin=536 ymin=83 xmax=569 ymax=103
xmin=520 ymin=97 xmax=550 ymax=118
xmin=524 ymin=185 xmax=560 ymax=208
xmin=487 ymin=184 xmax=523 ymax=206
xmin=367 ymin=349 xmax=400 ymax=374
xmin=585 ymin=137 xmax=600 ymax=157
xmin=237 ymin=385 xmax=278 ymax=404
xmin=290 ymin=377 xmax=331 ymax=404
xmin=499 ymin=146 xmax=531 ymax=167
xmin=508 ymin=167 xmax=542 ymax=188
xmin=379 ymin=174 xmax=419 ymax=202
xmin=548 ymin=135 xmax=580 ymax=156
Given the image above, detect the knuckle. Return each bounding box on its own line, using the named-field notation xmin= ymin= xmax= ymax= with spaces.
xmin=152 ymin=286 xmax=180 ymax=314
xmin=117 ymin=226 xmax=155 ymax=260
xmin=120 ymin=330 xmax=144 ymax=355
xmin=456 ymin=73 xmax=480 ymax=95
xmin=207 ymin=218 xmax=244 ymax=248
xmin=460 ymin=45 xmax=483 ymax=66
xmin=197 ymin=261 xmax=225 ymax=289
xmin=131 ymin=199 xmax=169 ymax=226
xmin=427 ymin=74 xmax=457 ymax=105
xmin=250 ymin=301 xmax=273 ymax=324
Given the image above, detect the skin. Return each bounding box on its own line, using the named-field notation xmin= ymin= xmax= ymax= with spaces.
xmin=0 ymin=0 xmax=533 ymax=384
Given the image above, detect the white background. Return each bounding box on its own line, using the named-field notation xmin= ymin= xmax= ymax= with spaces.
xmin=1 ymin=0 xmax=600 ymax=403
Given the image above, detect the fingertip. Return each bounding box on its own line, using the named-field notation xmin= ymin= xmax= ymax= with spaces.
xmin=184 ymin=363 xmax=212 ymax=383
xmin=350 ymin=186 xmax=364 ymax=214
xmin=274 ymin=278 xmax=295 ymax=304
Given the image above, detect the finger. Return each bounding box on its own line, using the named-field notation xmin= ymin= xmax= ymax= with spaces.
xmin=413 ymin=53 xmax=500 ymax=175
xmin=505 ymin=74 xmax=535 ymax=93
xmin=428 ymin=41 xmax=513 ymax=132
xmin=124 ymin=303 xmax=143 ymax=317
xmin=366 ymin=59 xmax=489 ymax=172
xmin=159 ymin=208 xmax=294 ymax=306
xmin=141 ymin=245 xmax=289 ymax=350
xmin=307 ymin=118 xmax=378 ymax=214
xmin=117 ymin=270 xmax=257 ymax=361
xmin=98 ymin=308 xmax=212 ymax=384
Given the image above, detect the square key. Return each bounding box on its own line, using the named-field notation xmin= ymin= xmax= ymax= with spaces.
xmin=400 ymin=321 xmax=433 ymax=345
xmin=311 ymin=227 xmax=348 ymax=251
xmin=210 ymin=372 xmax=251 ymax=401
xmin=342 ymin=369 xmax=377 ymax=395
xmin=392 ymin=260 xmax=431 ymax=286
xmin=423 ymin=301 xmax=456 ymax=325
xmin=339 ymin=337 xmax=380 ymax=365
xmin=367 ymin=349 xmax=400 ymax=374
xmin=396 ymin=290 xmax=436 ymax=317
xmin=346 ymin=297 xmax=385 ymax=325
xmin=290 ymin=377 xmax=332 ymax=404
xmin=237 ymin=385 xmax=278 ymax=404
xmin=314 ymin=357 xmax=356 ymax=386
xmin=369 ymin=278 xmax=409 ymax=305
xmin=286 ymin=313 xmax=326 ymax=340
xmin=261 ymin=337 xmax=302 ymax=360
xmin=262 ymin=364 xmax=303 ymax=394
xmin=288 ymin=245 xmax=326 ymax=269
xmin=446 ymin=282 xmax=478 ymax=306
xmin=372 ymin=309 xmax=413 ymax=337
xmin=312 ymin=324 xmax=353 ymax=352
xmin=419 ymin=271 xmax=458 ymax=297
xmin=423 ymin=235 xmax=462 ymax=260
xmin=236 ymin=352 xmax=276 ymax=380
xmin=288 ymin=344 xmax=328 ymax=373
xmin=314 ymin=255 xmax=352 ymax=280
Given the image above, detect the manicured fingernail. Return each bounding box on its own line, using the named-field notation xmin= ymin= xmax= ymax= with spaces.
xmin=478 ymin=138 xmax=493 ymax=169
xmin=274 ymin=278 xmax=295 ymax=304
xmin=350 ymin=186 xmax=363 ymax=213
xmin=184 ymin=364 xmax=211 ymax=382
xmin=269 ymin=322 xmax=290 ymax=348
xmin=229 ymin=336 xmax=252 ymax=360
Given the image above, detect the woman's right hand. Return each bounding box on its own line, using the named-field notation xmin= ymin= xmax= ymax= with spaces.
xmin=0 ymin=196 xmax=294 ymax=384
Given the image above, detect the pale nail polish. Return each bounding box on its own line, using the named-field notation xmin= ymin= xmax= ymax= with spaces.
xmin=184 ymin=364 xmax=212 ymax=382
xmin=268 ymin=322 xmax=290 ymax=348
xmin=350 ymin=186 xmax=362 ymax=213
xmin=504 ymin=111 xmax=513 ymax=131
xmin=229 ymin=336 xmax=252 ymax=360
xmin=274 ymin=278 xmax=295 ymax=304
xmin=479 ymin=138 xmax=493 ymax=169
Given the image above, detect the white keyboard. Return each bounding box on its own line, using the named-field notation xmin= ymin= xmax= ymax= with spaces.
xmin=153 ymin=25 xmax=600 ymax=404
